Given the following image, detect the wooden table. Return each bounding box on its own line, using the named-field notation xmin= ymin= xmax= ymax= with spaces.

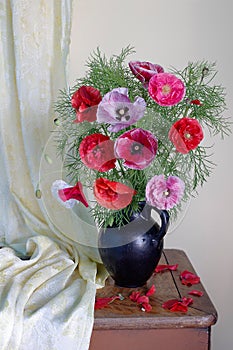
xmin=90 ymin=249 xmax=217 ymax=350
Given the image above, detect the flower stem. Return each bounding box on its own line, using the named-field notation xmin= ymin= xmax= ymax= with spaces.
xmin=117 ymin=159 xmax=125 ymax=177
xmin=101 ymin=125 xmax=109 ymax=136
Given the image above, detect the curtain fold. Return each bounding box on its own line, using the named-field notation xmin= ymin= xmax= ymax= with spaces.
xmin=0 ymin=1 xmax=105 ymax=349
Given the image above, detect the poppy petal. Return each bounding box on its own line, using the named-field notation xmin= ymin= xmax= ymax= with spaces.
xmin=136 ymin=295 xmax=149 ymax=305
xmin=170 ymin=302 xmax=188 ymax=313
xmin=181 ymin=297 xmax=193 ymax=306
xmin=162 ymin=299 xmax=180 ymax=310
xmin=146 ymin=284 xmax=156 ymax=296
xmin=129 ymin=291 xmax=141 ymax=302
xmin=141 ymin=302 xmax=152 ymax=312
xmin=155 ymin=264 xmax=178 ymax=273
xmin=188 ymin=290 xmax=204 ymax=297
xmin=180 ymin=270 xmax=200 ymax=286
xmin=94 ymin=296 xmax=120 ymax=310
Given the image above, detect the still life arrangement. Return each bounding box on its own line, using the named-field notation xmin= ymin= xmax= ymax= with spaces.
xmin=52 ymin=46 xmax=230 ymax=288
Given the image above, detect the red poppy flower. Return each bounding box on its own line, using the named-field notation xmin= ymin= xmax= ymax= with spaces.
xmin=168 ymin=117 xmax=204 ymax=154
xmin=93 ymin=178 xmax=136 ymax=210
xmin=58 ymin=181 xmax=89 ymax=207
xmin=71 ymin=86 xmax=102 ymax=123
xmin=188 ymin=290 xmax=204 ymax=297
xmin=128 ymin=60 xmax=164 ymax=88
xmin=114 ymin=128 xmax=158 ymax=170
xmin=155 ymin=264 xmax=178 ymax=273
xmin=79 ymin=133 xmax=116 ymax=172
xmin=180 ymin=270 xmax=200 ymax=286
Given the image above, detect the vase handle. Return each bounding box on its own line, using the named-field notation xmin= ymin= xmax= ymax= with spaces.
xmin=152 ymin=206 xmax=170 ymax=241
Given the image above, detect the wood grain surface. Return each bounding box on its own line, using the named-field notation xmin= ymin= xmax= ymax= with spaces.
xmin=94 ymin=249 xmax=217 ymax=330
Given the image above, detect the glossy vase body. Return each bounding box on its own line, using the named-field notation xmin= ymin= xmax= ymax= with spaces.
xmin=98 ymin=202 xmax=169 ymax=288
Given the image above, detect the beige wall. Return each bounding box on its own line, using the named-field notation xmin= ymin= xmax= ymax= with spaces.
xmin=69 ymin=1 xmax=233 ymax=349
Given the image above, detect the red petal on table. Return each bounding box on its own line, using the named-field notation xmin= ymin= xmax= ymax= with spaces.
xmin=162 ymin=299 xmax=180 ymax=309
xmin=142 ymin=302 xmax=152 ymax=312
xmin=180 ymin=270 xmax=200 ymax=286
xmin=129 ymin=291 xmax=141 ymax=302
xmin=188 ymin=290 xmax=204 ymax=297
xmin=146 ymin=284 xmax=156 ymax=296
xmin=155 ymin=264 xmax=178 ymax=273
xmin=162 ymin=297 xmax=192 ymax=313
xmin=137 ymin=295 xmax=149 ymax=305
xmin=182 ymin=297 xmax=193 ymax=306
xmin=170 ymin=302 xmax=188 ymax=313
xmin=94 ymin=296 xmax=119 ymax=310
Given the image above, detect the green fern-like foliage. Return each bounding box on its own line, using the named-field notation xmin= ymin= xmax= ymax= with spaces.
xmin=54 ymin=46 xmax=231 ymax=228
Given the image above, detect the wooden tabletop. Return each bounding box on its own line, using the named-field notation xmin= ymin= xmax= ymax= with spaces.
xmin=94 ymin=249 xmax=217 ymax=330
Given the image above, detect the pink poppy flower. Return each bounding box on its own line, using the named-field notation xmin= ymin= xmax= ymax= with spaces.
xmin=146 ymin=175 xmax=185 ymax=210
xmin=128 ymin=61 xmax=164 ymax=88
xmin=114 ymin=128 xmax=158 ymax=170
xmin=148 ymin=73 xmax=185 ymax=106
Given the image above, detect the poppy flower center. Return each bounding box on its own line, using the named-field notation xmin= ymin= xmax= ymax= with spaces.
xmin=92 ymin=145 xmax=103 ymax=156
xmin=184 ymin=132 xmax=192 ymax=140
xmin=115 ymin=107 xmax=130 ymax=121
xmin=162 ymin=84 xmax=171 ymax=95
xmin=131 ymin=142 xmax=143 ymax=154
xmin=163 ymin=189 xmax=170 ymax=197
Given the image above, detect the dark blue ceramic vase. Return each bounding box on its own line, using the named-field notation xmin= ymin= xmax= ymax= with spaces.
xmin=98 ymin=202 xmax=170 ymax=288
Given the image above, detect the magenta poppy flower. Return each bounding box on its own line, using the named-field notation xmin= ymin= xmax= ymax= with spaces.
xmin=96 ymin=88 xmax=146 ymax=132
xmin=148 ymin=73 xmax=185 ymax=106
xmin=114 ymin=128 xmax=158 ymax=170
xmin=146 ymin=175 xmax=185 ymax=210
xmin=129 ymin=61 xmax=164 ymax=88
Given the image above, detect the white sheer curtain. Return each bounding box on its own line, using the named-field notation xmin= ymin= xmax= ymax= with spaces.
xmin=0 ymin=1 xmax=105 ymax=349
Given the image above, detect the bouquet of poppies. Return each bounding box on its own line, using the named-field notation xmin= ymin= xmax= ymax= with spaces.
xmin=53 ymin=46 xmax=230 ymax=227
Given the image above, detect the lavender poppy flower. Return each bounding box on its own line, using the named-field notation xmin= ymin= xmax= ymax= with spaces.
xmin=96 ymin=88 xmax=146 ymax=132
xmin=114 ymin=128 xmax=158 ymax=170
xmin=146 ymin=175 xmax=185 ymax=210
